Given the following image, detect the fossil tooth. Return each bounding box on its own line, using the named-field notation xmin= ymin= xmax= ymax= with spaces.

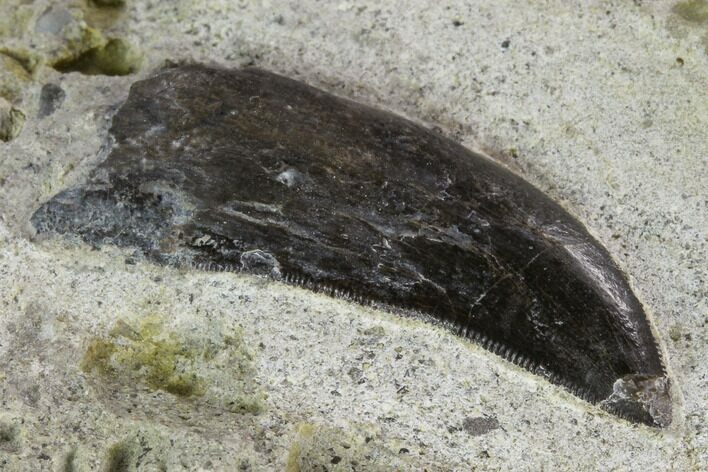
xmin=31 ymin=65 xmax=671 ymax=427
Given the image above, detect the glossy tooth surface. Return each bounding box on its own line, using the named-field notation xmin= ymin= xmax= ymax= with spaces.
xmin=31 ymin=65 xmax=671 ymax=427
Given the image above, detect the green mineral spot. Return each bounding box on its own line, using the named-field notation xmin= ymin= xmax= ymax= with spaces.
xmin=362 ymin=325 xmax=386 ymax=337
xmin=672 ymin=0 xmax=708 ymax=23
xmin=81 ymin=313 xmax=264 ymax=414
xmin=81 ymin=315 xmax=206 ymax=398
xmin=53 ymin=38 xmax=141 ymax=76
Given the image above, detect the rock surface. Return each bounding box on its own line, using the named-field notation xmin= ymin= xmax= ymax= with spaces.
xmin=0 ymin=0 xmax=706 ymax=470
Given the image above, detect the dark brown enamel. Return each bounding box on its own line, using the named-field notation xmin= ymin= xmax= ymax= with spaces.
xmin=31 ymin=65 xmax=671 ymax=426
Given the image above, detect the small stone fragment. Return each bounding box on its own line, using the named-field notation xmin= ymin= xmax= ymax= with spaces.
xmin=0 ymin=54 xmax=31 ymax=101
xmin=669 ymin=324 xmax=682 ymax=342
xmin=38 ymin=83 xmax=66 ymax=118
xmin=362 ymin=325 xmax=386 ymax=338
xmin=0 ymin=98 xmax=25 ymax=142
xmin=35 ymin=5 xmax=74 ymax=35
xmin=462 ymin=416 xmax=500 ymax=436
xmin=53 ymin=38 xmax=142 ymax=76
xmin=0 ymin=48 xmax=42 ymax=76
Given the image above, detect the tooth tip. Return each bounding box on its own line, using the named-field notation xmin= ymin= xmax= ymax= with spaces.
xmin=599 ymin=374 xmax=672 ymax=427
